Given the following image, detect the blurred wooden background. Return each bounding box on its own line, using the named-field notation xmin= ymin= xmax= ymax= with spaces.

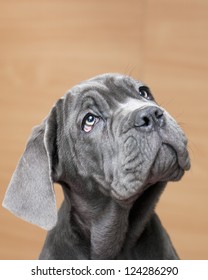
xmin=0 ymin=0 xmax=208 ymax=259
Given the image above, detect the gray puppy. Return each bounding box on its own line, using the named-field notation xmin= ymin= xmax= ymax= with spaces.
xmin=3 ymin=73 xmax=190 ymax=259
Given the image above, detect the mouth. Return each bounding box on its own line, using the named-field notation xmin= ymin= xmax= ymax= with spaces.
xmin=147 ymin=143 xmax=187 ymax=184
xmin=111 ymin=141 xmax=190 ymax=204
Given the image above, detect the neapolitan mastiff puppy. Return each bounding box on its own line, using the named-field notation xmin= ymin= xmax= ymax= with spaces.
xmin=3 ymin=73 xmax=190 ymax=259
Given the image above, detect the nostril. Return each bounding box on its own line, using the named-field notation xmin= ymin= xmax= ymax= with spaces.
xmin=155 ymin=109 xmax=164 ymax=119
xmin=154 ymin=109 xmax=165 ymax=128
xmin=142 ymin=116 xmax=151 ymax=127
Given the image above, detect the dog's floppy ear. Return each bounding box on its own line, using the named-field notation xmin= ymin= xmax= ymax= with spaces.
xmin=2 ymin=106 xmax=58 ymax=230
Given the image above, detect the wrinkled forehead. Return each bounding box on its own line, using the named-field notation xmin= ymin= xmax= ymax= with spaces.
xmin=67 ymin=73 xmax=153 ymax=112
xmin=61 ymin=74 xmax=156 ymax=118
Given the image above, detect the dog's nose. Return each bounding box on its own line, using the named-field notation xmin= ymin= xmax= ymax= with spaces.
xmin=134 ymin=106 xmax=165 ymax=131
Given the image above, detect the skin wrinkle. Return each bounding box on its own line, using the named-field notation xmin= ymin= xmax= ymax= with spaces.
xmin=91 ymin=200 xmax=129 ymax=259
xmin=93 ymin=81 xmax=186 ymax=201
xmin=53 ymin=73 xmax=188 ymax=257
xmin=3 ymin=73 xmax=190 ymax=259
xmin=120 ymin=182 xmax=167 ymax=252
xmin=52 ymin=74 xmax=188 ymax=257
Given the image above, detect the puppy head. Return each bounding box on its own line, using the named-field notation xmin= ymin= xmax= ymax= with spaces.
xmin=3 ymin=73 xmax=190 ymax=229
xmin=63 ymin=74 xmax=190 ymax=201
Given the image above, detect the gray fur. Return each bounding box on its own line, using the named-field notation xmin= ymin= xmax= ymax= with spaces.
xmin=2 ymin=73 xmax=190 ymax=259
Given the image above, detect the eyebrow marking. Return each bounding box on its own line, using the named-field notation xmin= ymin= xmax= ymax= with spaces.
xmin=119 ymin=98 xmax=158 ymax=113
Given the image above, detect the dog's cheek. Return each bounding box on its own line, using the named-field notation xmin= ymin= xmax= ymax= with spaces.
xmin=75 ymin=136 xmax=105 ymax=177
xmin=111 ymin=131 xmax=162 ymax=199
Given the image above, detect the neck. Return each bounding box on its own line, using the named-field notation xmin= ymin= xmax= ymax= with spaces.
xmin=62 ymin=181 xmax=166 ymax=259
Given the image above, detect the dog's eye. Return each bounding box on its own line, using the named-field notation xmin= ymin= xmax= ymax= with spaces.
xmin=139 ymin=86 xmax=152 ymax=100
xmin=82 ymin=114 xmax=99 ymax=133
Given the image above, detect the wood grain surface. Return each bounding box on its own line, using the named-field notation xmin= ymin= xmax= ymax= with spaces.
xmin=0 ymin=0 xmax=207 ymax=259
